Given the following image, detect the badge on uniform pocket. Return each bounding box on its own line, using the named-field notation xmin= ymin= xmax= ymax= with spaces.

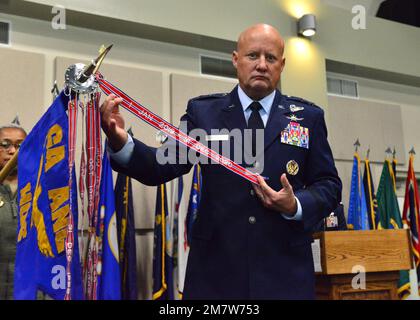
xmin=326 ymin=213 xmax=338 ymax=228
xmin=286 ymin=160 xmax=299 ymax=176
xmin=280 ymin=121 xmax=309 ymax=149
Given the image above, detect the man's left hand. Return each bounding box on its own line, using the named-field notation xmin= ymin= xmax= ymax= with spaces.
xmin=253 ymin=173 xmax=297 ymax=215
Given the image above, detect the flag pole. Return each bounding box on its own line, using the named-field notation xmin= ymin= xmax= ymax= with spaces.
xmin=76 ymin=44 xmax=113 ymax=83
xmin=51 ymin=80 xmax=59 ymax=99
xmin=0 ymin=151 xmax=18 ymax=184
xmin=353 ymin=138 xmax=360 ymax=153
xmin=0 ymin=45 xmax=112 ymax=185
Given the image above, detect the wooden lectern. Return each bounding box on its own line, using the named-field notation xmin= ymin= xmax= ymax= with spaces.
xmin=313 ymin=229 xmax=413 ymax=300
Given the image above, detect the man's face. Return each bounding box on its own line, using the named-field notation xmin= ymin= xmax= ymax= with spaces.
xmin=0 ymin=128 xmax=26 ymax=171
xmin=232 ymin=25 xmax=285 ymax=100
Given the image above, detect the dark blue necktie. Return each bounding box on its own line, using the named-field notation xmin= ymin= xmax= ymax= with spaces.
xmin=247 ymin=101 xmax=264 ymax=157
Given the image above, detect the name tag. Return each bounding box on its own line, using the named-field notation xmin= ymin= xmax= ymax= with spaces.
xmin=326 ymin=214 xmax=338 ymax=228
xmin=205 ymin=134 xmax=229 ymax=141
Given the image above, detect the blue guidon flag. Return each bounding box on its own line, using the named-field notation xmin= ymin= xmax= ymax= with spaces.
xmin=15 ymin=92 xmax=83 ymax=300
xmin=347 ymin=152 xmax=369 ymax=230
xmin=96 ymin=150 xmax=121 ymax=300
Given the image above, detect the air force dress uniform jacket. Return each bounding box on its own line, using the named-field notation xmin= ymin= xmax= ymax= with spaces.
xmin=111 ymin=86 xmax=342 ymax=299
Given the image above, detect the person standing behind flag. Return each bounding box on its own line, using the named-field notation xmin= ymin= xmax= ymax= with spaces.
xmin=0 ymin=121 xmax=26 ymax=300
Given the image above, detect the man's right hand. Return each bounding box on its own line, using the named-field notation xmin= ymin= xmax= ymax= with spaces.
xmin=100 ymin=94 xmax=128 ymax=151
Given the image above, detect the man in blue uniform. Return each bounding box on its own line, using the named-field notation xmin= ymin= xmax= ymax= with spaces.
xmin=100 ymin=23 xmax=341 ymax=299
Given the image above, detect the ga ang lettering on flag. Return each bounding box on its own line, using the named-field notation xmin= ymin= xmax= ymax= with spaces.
xmin=96 ymin=150 xmax=121 ymax=300
xmin=15 ymin=92 xmax=83 ymax=300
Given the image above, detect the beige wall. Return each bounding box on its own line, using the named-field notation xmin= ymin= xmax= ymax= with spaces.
xmin=328 ymin=72 xmax=420 ymax=170
xmin=0 ymin=48 xmax=45 ymax=131
xmin=14 ymin=0 xmax=420 ymax=108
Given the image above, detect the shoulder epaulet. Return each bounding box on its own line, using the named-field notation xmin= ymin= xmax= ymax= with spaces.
xmin=190 ymin=92 xmax=228 ymax=101
xmin=286 ymin=95 xmax=321 ymax=109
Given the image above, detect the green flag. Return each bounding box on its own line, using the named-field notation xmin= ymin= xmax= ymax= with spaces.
xmin=377 ymin=160 xmax=402 ymax=230
xmin=376 ymin=159 xmax=410 ymax=298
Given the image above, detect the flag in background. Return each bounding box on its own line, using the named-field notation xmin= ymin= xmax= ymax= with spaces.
xmin=172 ymin=176 xmax=190 ymax=299
xmin=347 ymin=153 xmax=369 ymax=230
xmin=96 ymin=150 xmax=121 ymax=300
xmin=392 ymin=148 xmax=397 ymax=187
xmin=152 ymin=183 xmax=174 ymax=300
xmin=377 ymin=160 xmax=402 ymax=230
xmin=363 ymin=157 xmax=380 ymax=229
xmin=15 ymin=92 xmax=83 ymax=300
xmin=402 ymin=151 xmax=420 ymax=294
xmin=115 ymin=172 xmax=138 ymax=300
xmin=171 ymin=176 xmax=185 ymax=299
xmin=186 ymin=165 xmax=202 ymax=246
xmin=377 ymin=158 xmax=410 ymax=299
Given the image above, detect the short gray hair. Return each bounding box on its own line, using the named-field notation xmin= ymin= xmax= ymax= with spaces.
xmin=0 ymin=124 xmax=27 ymax=137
